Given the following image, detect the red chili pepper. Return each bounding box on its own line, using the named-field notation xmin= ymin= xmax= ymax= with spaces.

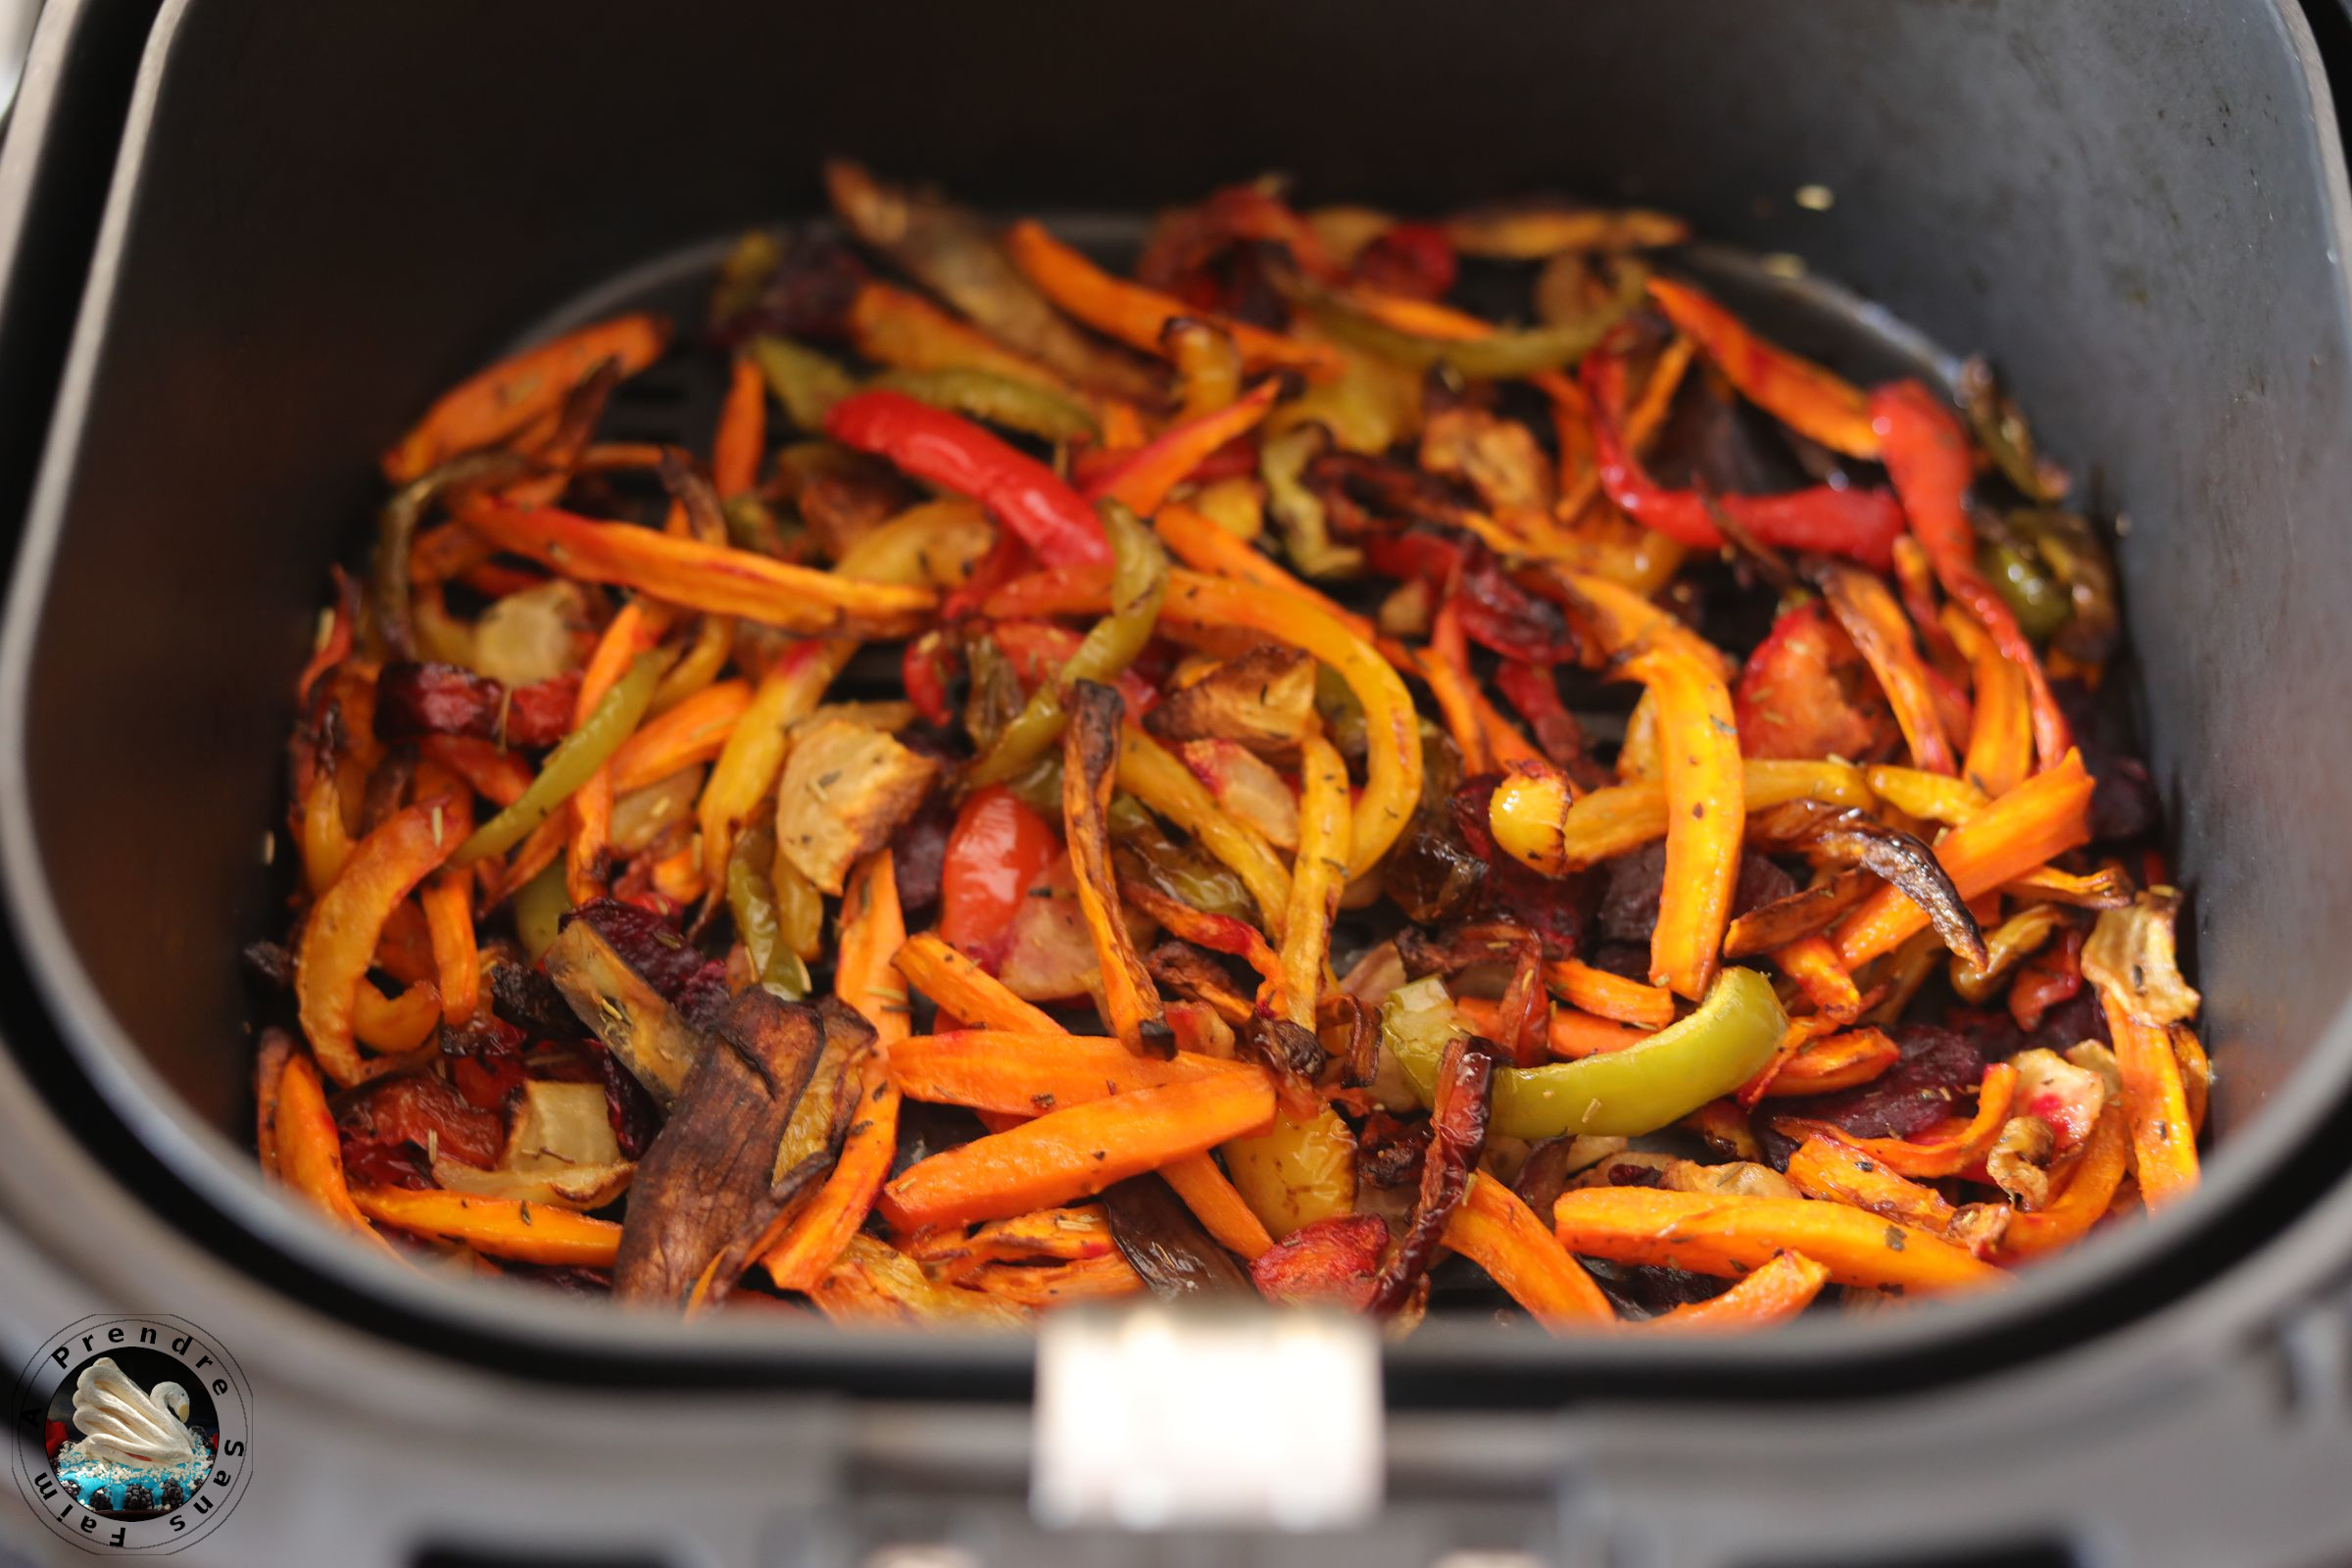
xmin=824 ymin=390 xmax=1109 ymax=565
xmin=938 ymin=785 xmax=1061 ymax=966
xmin=1584 ymin=351 xmax=1905 ymax=568
xmin=2009 ymin=924 xmax=2083 ymax=1032
xmin=902 ymin=631 xmax=957 ymax=727
xmin=1867 ymin=379 xmax=2072 ymax=766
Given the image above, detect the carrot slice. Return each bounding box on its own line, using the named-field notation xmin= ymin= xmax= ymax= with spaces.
xmin=1832 ymin=752 xmax=2094 ymax=967
xmin=565 ymin=602 xmax=654 ymax=904
xmin=1276 ymin=735 xmax=1351 ymax=1029
xmin=2105 ymin=996 xmax=2200 ymax=1210
xmin=896 ymin=932 xmax=1060 ymax=1033
xmin=1820 ymin=562 xmax=1957 ymax=774
xmin=1624 ymin=644 xmax=1742 ymax=1000
xmin=1443 ymin=1173 xmax=1614 ymax=1330
xmin=1773 ymin=935 xmax=1862 ymax=1019
xmin=1785 ymin=1136 xmax=1960 ymax=1233
xmin=1086 ymin=380 xmax=1279 ymax=516
xmin=1762 ymin=1027 xmax=1900 ymax=1098
xmin=351 ymin=1188 xmax=621 ymax=1266
xmin=881 ymin=1073 xmax=1278 ymax=1230
xmin=848 ymin=280 xmax=1079 ymax=395
xmin=1063 ymin=683 xmax=1166 ymax=1053
xmin=1646 ymin=279 xmax=1878 ymax=458
xmin=275 ymin=1054 xmax=401 ymax=1257
xmin=1551 ymin=1187 xmax=2003 ymax=1293
xmin=1158 ymin=1155 xmax=1277 ymax=1260
xmin=457 ymin=499 xmax=936 ymax=636
xmin=382 ymin=313 xmax=671 ymax=482
xmin=1943 ymin=603 xmax=2033 ymax=799
xmin=712 ymin=354 xmax=766 ymax=499
xmin=607 ymin=677 xmax=753 ymax=795
xmin=1637 ymin=1250 xmax=1831 ymax=1332
xmin=1005 ymin=220 xmax=1342 ymax=375
xmin=418 ymin=873 xmax=479 ymax=1026
xmin=1545 ymin=958 xmax=1676 ymax=1028
xmin=420 ymin=735 xmax=535 ymax=808
xmin=889 ymin=1032 xmax=1246 ymax=1114
xmin=1774 ymin=1061 xmax=2020 ymax=1178
xmin=961 ymin=1252 xmax=1148 ymax=1306
xmin=296 ymin=795 xmax=469 ymax=1085
xmin=1998 ymin=1103 xmax=2130 ymax=1260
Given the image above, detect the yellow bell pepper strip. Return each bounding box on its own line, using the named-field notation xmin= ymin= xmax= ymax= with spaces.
xmin=1441 ymin=1173 xmax=1615 ymax=1330
xmin=968 ymin=500 xmax=1169 ymax=786
xmin=1492 ymin=757 xmax=1871 ymax=877
xmin=870 ymin=367 xmax=1098 ymax=444
xmin=1636 ymin=1250 xmax=1832 ymax=1332
xmin=697 ymin=639 xmax=856 ymax=890
xmin=1164 ymin=318 xmax=1244 ymax=417
xmin=1819 ymin=562 xmax=1958 ymax=775
xmin=1832 ymin=751 xmax=2094 ymax=967
xmin=275 ymin=1054 xmax=403 ymax=1258
xmin=1867 ymin=763 xmax=1989 ymax=827
xmin=2084 ymin=892 xmax=2202 ymax=1208
xmin=564 ymin=603 xmax=656 ymax=904
xmin=456 ymin=497 xmax=937 ymax=635
xmin=1646 ymin=278 xmax=1878 ymax=459
xmin=847 ymin=280 xmax=1079 ymax=396
xmin=1942 ymin=603 xmax=2034 ymax=799
xmin=297 ymin=793 xmax=472 ymax=1086
xmin=1623 ymin=643 xmax=1743 ymax=1000
xmin=1389 ymin=968 xmax=1787 ymax=1140
xmin=1869 ymin=379 xmax=2073 ymax=767
xmin=1114 ymin=728 xmax=1292 ymax=935
xmin=726 ymin=824 xmax=811 ymax=999
xmin=448 ymin=650 xmax=666 ymax=867
xmin=1004 ymin=218 xmax=1344 ymax=376
xmin=880 ymin=1071 xmax=1278 ymax=1230
xmin=1276 ymin=735 xmax=1351 ymax=1030
xmin=1550 ymin=1187 xmax=2004 ymax=1294
xmin=1157 ymin=572 xmax=1423 ymax=875
xmin=1223 ymin=1104 xmax=1361 ymax=1242
xmin=1084 ymin=378 xmax=1278 ymax=515
xmin=351 ymin=1188 xmax=622 ymax=1267
xmin=382 ymin=312 xmax=670 ymax=483
xmin=1064 ymin=682 xmax=1171 ymax=1054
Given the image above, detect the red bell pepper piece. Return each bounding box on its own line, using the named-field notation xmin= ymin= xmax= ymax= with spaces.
xmin=824 ymin=390 xmax=1109 ymax=565
xmin=902 ymin=631 xmax=956 ymax=727
xmin=1867 ymin=380 xmax=2072 ymax=766
xmin=938 ymin=785 xmax=1062 ymax=966
xmin=1583 ymin=351 xmax=1905 ymax=568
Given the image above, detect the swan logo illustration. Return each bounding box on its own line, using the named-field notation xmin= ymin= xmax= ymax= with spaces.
xmin=11 ymin=1316 xmax=254 ymax=1553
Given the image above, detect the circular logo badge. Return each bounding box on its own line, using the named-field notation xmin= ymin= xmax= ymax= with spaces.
xmin=11 ymin=1316 xmax=253 ymax=1554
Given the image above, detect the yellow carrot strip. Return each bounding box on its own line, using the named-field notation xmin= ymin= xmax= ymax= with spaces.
xmin=608 ymin=678 xmax=751 ymax=795
xmin=419 ymin=873 xmax=479 ymax=1026
xmin=713 ymin=354 xmax=766 ymax=499
xmin=1157 ymin=571 xmax=1422 ymax=874
xmin=1636 ymin=1250 xmax=1831 ymax=1332
xmin=1116 ymin=727 xmax=1293 ymax=933
xmin=1645 ymin=278 xmax=1878 ymax=458
xmin=1158 ymin=1155 xmax=1276 ymax=1260
xmin=1551 ymin=1188 xmax=2003 ymax=1293
xmin=382 ymin=313 xmax=671 ymax=482
xmin=1005 ymin=220 xmax=1343 ymax=375
xmin=697 ymin=639 xmax=856 ymax=888
xmin=1833 ymin=752 xmax=2094 ymax=967
xmin=275 ymin=1054 xmax=401 ymax=1257
xmin=1942 ymin=603 xmax=2032 ymax=799
xmin=1443 ymin=1173 xmax=1615 ymax=1330
xmin=880 ymin=1073 xmax=1278 ymax=1229
xmin=1277 ymin=735 xmax=1351 ymax=1030
xmin=1151 ymin=504 xmax=1374 ymax=637
xmin=1544 ymin=959 xmax=1676 ymax=1028
xmin=351 ymin=1188 xmax=620 ymax=1266
xmin=895 ymin=933 xmax=1060 ymax=1032
xmin=1624 ymin=644 xmax=1742 ymax=1000
xmin=2105 ymin=996 xmax=2200 ymax=1210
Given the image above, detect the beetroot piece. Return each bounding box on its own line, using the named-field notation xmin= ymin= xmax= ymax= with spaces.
xmin=339 ymin=1070 xmax=506 ymax=1169
xmin=595 ymin=1044 xmax=662 ymax=1160
xmin=1762 ymin=1027 xmax=1989 ymax=1168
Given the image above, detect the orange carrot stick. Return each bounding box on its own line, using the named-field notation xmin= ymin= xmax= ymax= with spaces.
xmin=1637 ymin=1250 xmax=1831 ymax=1332
xmin=1646 ymin=280 xmax=1878 ymax=458
xmin=1762 ymin=1027 xmax=1900 ymax=1098
xmin=712 ymin=355 xmax=767 ymax=499
xmin=1005 ymin=220 xmax=1342 ymax=375
xmin=1774 ymin=935 xmax=1862 ymax=1019
xmin=1944 ymin=603 xmax=2033 ymax=799
xmin=881 ymin=1072 xmax=1278 ymax=1229
xmin=420 ymin=735 xmax=534 ymax=808
xmin=1150 ymin=504 xmax=1375 ymax=637
xmin=1820 ymin=563 xmax=1957 ymax=775
xmin=1998 ymin=1103 xmax=2129 ymax=1261
xmin=296 ymin=795 xmax=469 ymax=1085
xmin=382 ymin=313 xmax=671 ymax=483
xmin=607 ymin=678 xmax=753 ymax=794
xmin=2105 ymin=998 xmax=2200 ymax=1210
xmin=418 ymin=873 xmax=479 ymax=1026
xmin=1544 ymin=958 xmax=1677 ymax=1028
xmin=456 ymin=499 xmax=935 ymax=636
xmin=848 ymin=280 xmax=1078 ymax=394
xmin=1833 ymin=752 xmax=2094 ymax=967
xmin=350 ymin=1188 xmax=621 ymax=1266
xmin=1443 ymin=1173 xmax=1615 ymax=1329
xmin=275 ymin=1054 xmax=401 ymax=1257
xmin=1086 ymin=380 xmax=1279 ymax=516
xmin=1774 ymin=1061 xmax=2019 ymax=1179
xmin=1551 ymin=1187 xmax=2003 ymax=1293
xmin=564 ymin=603 xmax=653 ymax=905
xmin=895 ymin=933 xmax=1060 ymax=1033
xmin=1785 ymin=1136 xmax=1960 ymax=1233
xmin=889 ymin=1032 xmax=1247 ymax=1114
xmin=1156 ymin=1155 xmax=1276 ymax=1260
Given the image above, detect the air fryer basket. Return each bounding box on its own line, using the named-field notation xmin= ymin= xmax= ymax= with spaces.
xmin=8 ymin=0 xmax=2352 ymax=1399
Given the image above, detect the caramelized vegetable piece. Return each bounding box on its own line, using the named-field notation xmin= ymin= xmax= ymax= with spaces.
xmin=1250 ymin=1212 xmax=1391 ymax=1307
xmin=352 ymin=1189 xmax=622 ymax=1267
xmin=296 ymin=795 xmax=470 ymax=1085
xmin=274 ymin=1054 xmax=401 ymax=1257
xmin=1646 ymin=279 xmax=1877 ymax=458
xmin=774 ymin=718 xmax=941 ymax=896
xmin=1623 ymin=644 xmax=1743 ymax=1000
xmin=1776 ymin=1062 xmax=2019 ymax=1179
xmin=1636 ymin=1250 xmax=1831 ymax=1332
xmin=2087 ymin=892 xmax=2202 ymax=1209
xmin=1819 ymin=563 xmax=1958 ymax=775
xmin=1551 ymin=1188 xmax=2003 ymax=1293
xmin=1785 ymin=1136 xmax=1960 ymax=1234
xmin=382 ymin=313 xmax=670 ymax=482
xmin=1099 ymin=1175 xmax=1255 ymax=1298
xmin=809 ymin=1234 xmax=1029 ymax=1328
xmin=1442 ymin=1173 xmax=1614 ymax=1329
xmin=1063 ymin=682 xmax=1170 ymax=1054
xmin=1368 ymin=1034 xmax=1494 ymax=1313
xmin=879 ymin=1071 xmax=1277 ymax=1230
xmin=891 ymin=1033 xmax=1244 ymax=1114
xmin=1144 ymin=643 xmax=1319 ymax=754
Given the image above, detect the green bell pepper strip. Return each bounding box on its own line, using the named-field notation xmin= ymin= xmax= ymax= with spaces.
xmin=966 ymin=499 xmax=1168 ymax=785
xmin=450 ymin=650 xmax=669 ymax=866
xmin=511 ymin=859 xmax=572 ymax=961
xmin=726 ymin=823 xmax=811 ymax=999
xmin=1385 ymin=967 xmax=1788 ymax=1139
xmin=752 ymin=335 xmax=859 ymax=430
xmin=1295 ymin=271 xmax=1638 ymax=379
xmin=1979 ymin=539 xmax=2072 ymax=644
xmin=869 ymin=368 xmax=1098 ymax=444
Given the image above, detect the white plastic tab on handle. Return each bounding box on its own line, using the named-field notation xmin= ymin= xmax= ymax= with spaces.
xmin=1031 ymin=1306 xmax=1382 ymax=1533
